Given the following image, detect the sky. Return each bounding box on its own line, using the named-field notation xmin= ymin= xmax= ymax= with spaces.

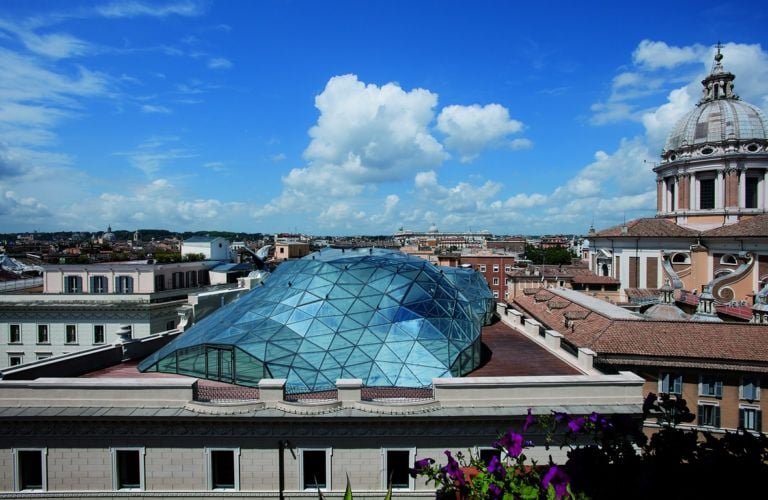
xmin=1 ymin=0 xmax=767 ymax=236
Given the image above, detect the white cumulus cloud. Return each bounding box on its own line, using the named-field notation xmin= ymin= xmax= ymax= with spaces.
xmin=436 ymin=103 xmax=525 ymax=162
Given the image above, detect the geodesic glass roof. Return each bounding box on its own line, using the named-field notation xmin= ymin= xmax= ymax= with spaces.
xmin=138 ymin=248 xmax=488 ymax=392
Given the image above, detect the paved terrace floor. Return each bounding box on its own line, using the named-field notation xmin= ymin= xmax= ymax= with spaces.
xmin=82 ymin=320 xmax=579 ymax=390
xmin=467 ymin=320 xmax=579 ymax=377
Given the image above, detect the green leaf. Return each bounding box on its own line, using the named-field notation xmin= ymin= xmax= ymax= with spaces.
xmin=383 ymin=480 xmax=392 ymax=500
xmin=344 ymin=474 xmax=353 ymax=500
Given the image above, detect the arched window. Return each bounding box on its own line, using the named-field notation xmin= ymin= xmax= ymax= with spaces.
xmin=671 ymin=253 xmax=690 ymax=264
xmin=719 ymin=254 xmax=738 ymax=266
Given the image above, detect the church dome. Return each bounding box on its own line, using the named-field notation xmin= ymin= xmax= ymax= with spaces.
xmin=662 ymin=48 xmax=768 ymax=161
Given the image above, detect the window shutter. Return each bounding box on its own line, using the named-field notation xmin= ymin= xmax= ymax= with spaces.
xmin=674 ymin=375 xmax=682 ymax=395
xmin=714 ymin=406 xmax=721 ymax=428
xmin=758 ymin=411 xmax=763 ymax=432
xmin=715 ymin=380 xmax=723 ymax=398
xmin=739 ymin=409 xmax=745 ymax=429
xmin=697 ymin=405 xmax=703 ymax=425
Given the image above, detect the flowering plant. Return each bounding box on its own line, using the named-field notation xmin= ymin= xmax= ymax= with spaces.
xmin=409 ymin=409 xmax=611 ymax=499
xmin=410 ymin=398 xmax=768 ymax=499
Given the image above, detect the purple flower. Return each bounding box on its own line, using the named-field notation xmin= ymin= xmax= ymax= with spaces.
xmin=523 ymin=407 xmax=536 ymax=432
xmin=553 ymin=411 xmax=568 ymax=422
xmin=567 ymin=417 xmax=585 ymax=433
xmin=494 ymin=430 xmax=524 ymax=458
xmin=487 ymin=455 xmax=506 ymax=478
xmin=409 ymin=457 xmax=435 ymax=477
xmin=588 ymin=411 xmax=600 ymax=423
xmin=442 ymin=451 xmax=465 ymax=486
xmin=487 ymin=483 xmax=503 ymax=499
xmin=542 ymin=465 xmax=571 ymax=499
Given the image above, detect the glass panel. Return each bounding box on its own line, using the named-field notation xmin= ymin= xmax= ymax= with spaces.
xmin=387 ymin=450 xmax=410 ymax=489
xmin=18 ymin=451 xmax=43 ymax=490
xmin=211 ymin=450 xmax=235 ymax=489
xmin=303 ymin=450 xmax=326 ymax=489
xmin=116 ymin=450 xmax=140 ymax=489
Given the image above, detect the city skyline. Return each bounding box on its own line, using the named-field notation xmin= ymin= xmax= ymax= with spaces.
xmin=1 ymin=0 xmax=767 ymax=235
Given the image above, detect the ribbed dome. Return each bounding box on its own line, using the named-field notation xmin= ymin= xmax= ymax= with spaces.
xmin=664 ymin=98 xmax=768 ymax=154
xmin=663 ymin=47 xmax=768 ymax=158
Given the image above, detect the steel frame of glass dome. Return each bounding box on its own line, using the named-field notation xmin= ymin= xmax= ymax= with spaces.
xmin=139 ymin=248 xmax=489 ymax=393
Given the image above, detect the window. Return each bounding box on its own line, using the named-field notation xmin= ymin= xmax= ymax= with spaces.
xmin=479 ymin=448 xmax=502 ymax=464
xmin=739 ymin=407 xmax=762 ymax=432
xmin=115 ymin=276 xmax=133 ymax=293
xmin=112 ymin=448 xmax=144 ymax=490
xmin=36 ymin=353 xmax=51 ymax=361
xmin=166 ymin=320 xmax=176 ymax=330
xmin=697 ymin=403 xmax=720 ymax=428
xmin=36 ymin=325 xmax=49 ymax=344
xmin=671 ymin=253 xmax=689 ymax=264
xmin=172 ymin=272 xmax=184 ymax=289
xmin=504 ymin=291 xmax=509 ymax=299
xmin=207 ymin=448 xmax=239 ymax=490
xmin=479 ymin=265 xmax=486 ymax=272
xmin=9 ymin=324 xmax=21 ymax=344
xmin=301 ymin=448 xmax=331 ymax=490
xmin=8 ymin=354 xmax=23 ymax=366
xmin=65 ymin=325 xmax=77 ymax=344
xmin=14 ymin=449 xmax=46 ymax=491
xmin=186 ymin=270 xmax=198 ymax=287
xmin=659 ymin=372 xmax=682 ymax=395
xmin=384 ymin=449 xmax=414 ymax=490
xmin=745 ymin=176 xmax=759 ymax=209
xmin=93 ymin=325 xmax=105 ymax=344
xmin=740 ymin=377 xmax=760 ymax=401
xmin=64 ymin=275 xmax=82 ymax=293
xmin=115 ymin=276 xmax=134 ymax=294
xmin=493 ymin=265 xmax=499 ymax=273
xmin=198 ymin=270 xmax=209 ymax=286
xmin=699 ymin=375 xmax=723 ymax=398
xmin=505 ymin=265 xmax=511 ymax=272
xmin=492 ymin=290 xmax=499 ymax=299
xmin=155 ymin=274 xmax=166 ymax=292
xmin=700 ymin=177 xmax=715 ymax=209
xmin=492 ymin=277 xmax=500 ymax=286
xmin=719 ymin=254 xmax=738 ymax=265
xmin=90 ymin=275 xmax=108 ymax=294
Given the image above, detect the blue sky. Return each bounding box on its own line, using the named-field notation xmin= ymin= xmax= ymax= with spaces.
xmin=1 ymin=0 xmax=767 ymax=235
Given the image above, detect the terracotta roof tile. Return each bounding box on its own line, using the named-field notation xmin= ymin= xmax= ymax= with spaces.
xmin=571 ymin=275 xmax=621 ymax=285
xmin=512 ymin=290 xmax=768 ymax=369
xmin=702 ymin=214 xmax=768 ymax=237
xmin=591 ymin=218 xmax=698 ymax=238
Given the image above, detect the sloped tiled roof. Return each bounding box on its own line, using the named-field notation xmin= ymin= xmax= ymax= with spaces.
xmin=590 ymin=218 xmax=698 ymax=238
xmin=701 ymin=215 xmax=768 ymax=237
xmin=511 ymin=289 xmax=768 ymax=370
xmin=571 ymin=275 xmax=621 ymax=285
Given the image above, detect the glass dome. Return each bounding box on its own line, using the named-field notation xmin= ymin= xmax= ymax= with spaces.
xmin=139 ymin=248 xmax=488 ymax=392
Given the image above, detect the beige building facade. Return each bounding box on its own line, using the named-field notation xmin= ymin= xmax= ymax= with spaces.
xmin=0 ymin=308 xmax=644 ymax=498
